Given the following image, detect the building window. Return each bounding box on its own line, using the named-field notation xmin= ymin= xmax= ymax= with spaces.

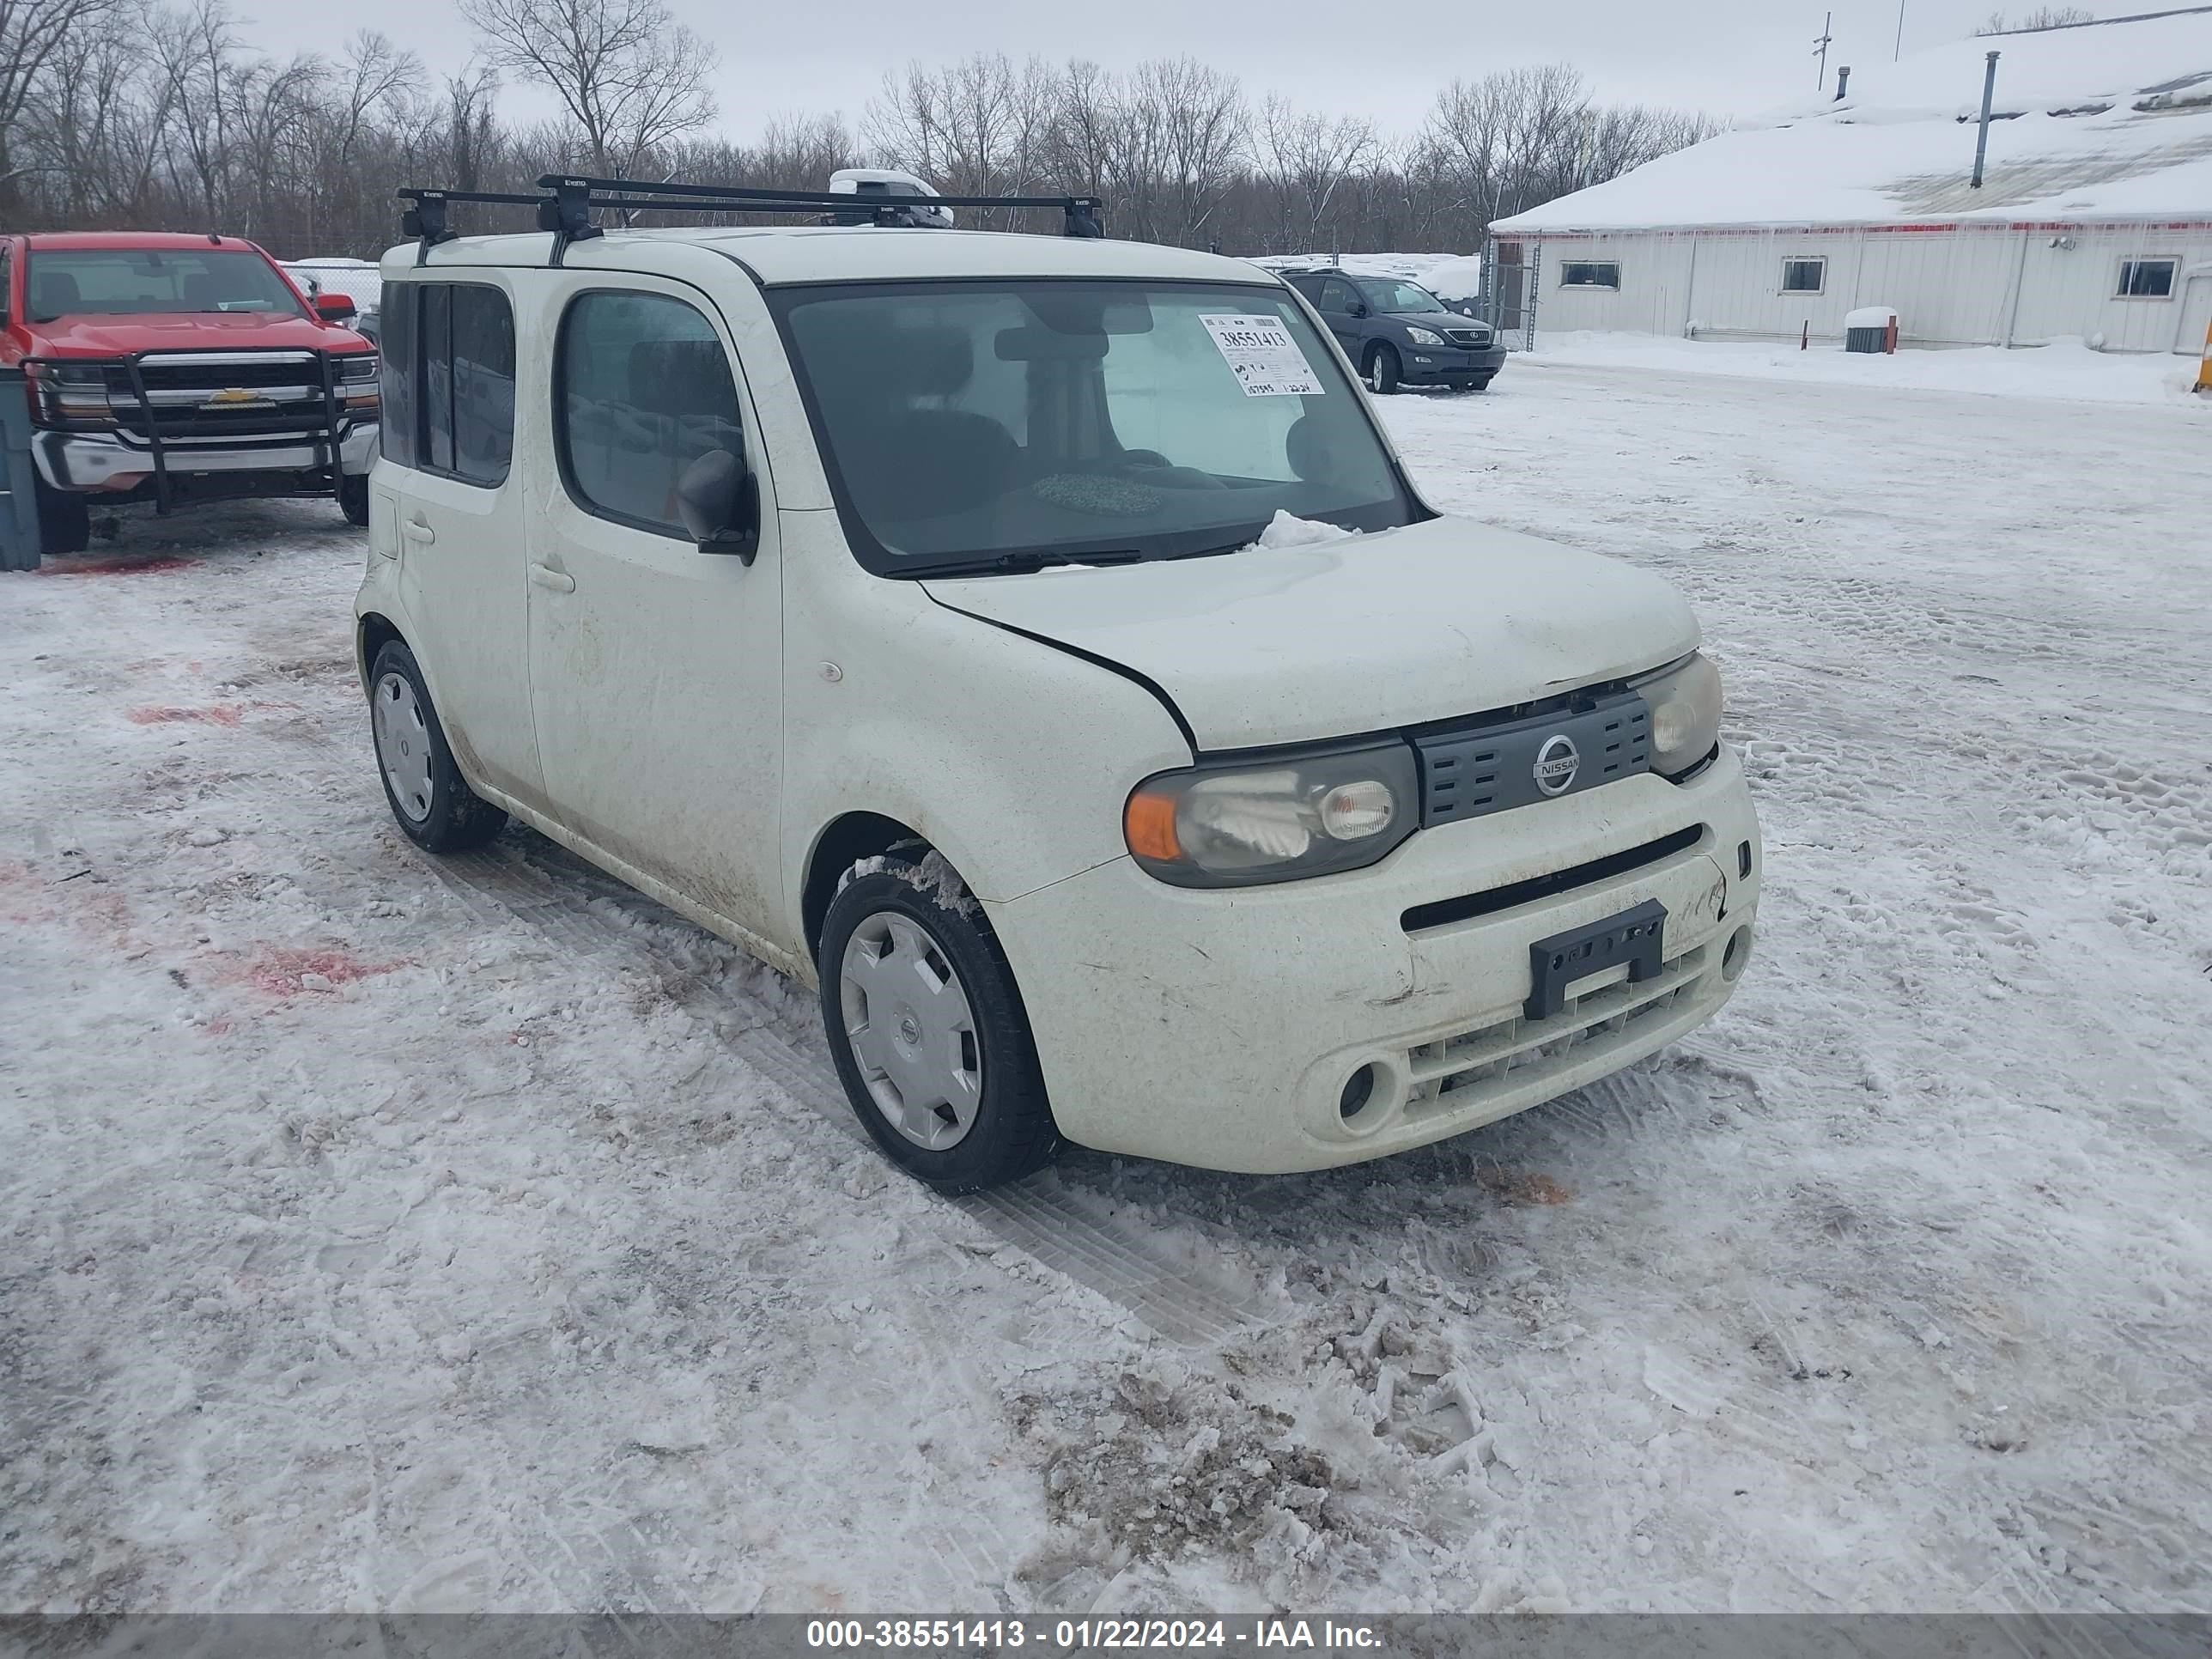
xmin=1559 ymin=261 xmax=1620 ymax=290
xmin=1782 ymin=258 xmax=1826 ymax=294
xmin=556 ymin=289 xmax=744 ymax=539
xmin=2117 ymin=258 xmax=2178 ymax=299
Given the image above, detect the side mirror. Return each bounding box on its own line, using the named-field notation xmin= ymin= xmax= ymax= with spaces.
xmin=1346 ymin=300 xmax=1368 ymax=318
xmin=676 ymin=448 xmax=759 ymax=563
xmin=314 ymin=292 xmax=357 ymax=321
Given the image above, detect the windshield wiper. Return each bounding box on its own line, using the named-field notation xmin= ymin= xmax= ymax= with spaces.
xmin=977 ymin=547 xmax=1145 ymax=574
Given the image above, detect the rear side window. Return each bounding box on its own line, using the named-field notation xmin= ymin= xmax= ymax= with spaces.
xmin=380 ymin=279 xmax=514 ymax=486
xmin=555 ymin=290 xmax=743 ymax=537
xmin=382 ymin=286 xmax=418 ymax=469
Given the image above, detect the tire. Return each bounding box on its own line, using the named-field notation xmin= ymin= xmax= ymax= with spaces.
xmin=339 ymin=473 xmax=370 ymax=526
xmin=367 ymin=640 xmax=506 ymax=853
xmin=1363 ymin=343 xmax=1401 ymax=395
xmin=1468 ymin=372 xmax=1496 ymax=392
xmin=34 ymin=479 xmax=89 ymax=556
xmin=819 ymin=851 xmax=1058 ymax=1193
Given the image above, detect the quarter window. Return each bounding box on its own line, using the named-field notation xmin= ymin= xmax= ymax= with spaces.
xmin=381 ymin=285 xmax=417 ymax=470
xmin=1782 ymin=258 xmax=1826 ymax=294
xmin=2118 ymin=258 xmax=2177 ymax=298
xmin=555 ymin=290 xmax=743 ymax=538
xmin=379 ymin=280 xmax=514 ymax=485
xmin=1559 ymin=261 xmax=1620 ymax=290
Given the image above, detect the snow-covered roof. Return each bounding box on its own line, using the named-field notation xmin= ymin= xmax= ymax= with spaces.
xmin=1492 ymin=6 xmax=2212 ymax=233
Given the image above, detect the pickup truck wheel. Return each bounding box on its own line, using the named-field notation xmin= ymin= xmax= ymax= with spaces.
xmin=367 ymin=640 xmax=506 ymax=853
xmin=821 ymin=854 xmax=1058 ymax=1193
xmin=34 ymin=481 xmax=89 ymax=556
xmin=338 ymin=474 xmax=370 ymax=526
xmin=1364 ymin=343 xmax=1401 ymax=395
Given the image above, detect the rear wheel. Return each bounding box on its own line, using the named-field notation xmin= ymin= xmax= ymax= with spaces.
xmin=368 ymin=640 xmax=506 ymax=853
xmin=338 ymin=474 xmax=370 ymax=526
xmin=34 ymin=480 xmax=89 ymax=556
xmin=1363 ymin=343 xmax=1401 ymax=395
xmin=819 ymin=852 xmax=1058 ymax=1193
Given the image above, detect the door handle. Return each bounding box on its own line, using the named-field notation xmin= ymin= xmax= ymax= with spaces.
xmin=403 ymin=517 xmax=435 ymax=544
xmin=528 ymin=562 xmax=574 ymax=593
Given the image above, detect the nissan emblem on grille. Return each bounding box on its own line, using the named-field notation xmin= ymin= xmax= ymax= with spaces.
xmin=1534 ymin=734 xmax=1581 ymax=796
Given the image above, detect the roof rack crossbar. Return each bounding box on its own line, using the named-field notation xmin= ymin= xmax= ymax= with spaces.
xmin=397 ymin=186 xmax=546 ymax=265
xmin=398 ymin=176 xmax=1109 ymax=266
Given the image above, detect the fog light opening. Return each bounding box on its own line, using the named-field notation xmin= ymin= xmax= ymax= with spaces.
xmin=1737 ymin=839 xmax=1753 ymax=880
xmin=1722 ymin=925 xmax=1753 ymax=982
xmin=1339 ymin=1063 xmax=1377 ymax=1122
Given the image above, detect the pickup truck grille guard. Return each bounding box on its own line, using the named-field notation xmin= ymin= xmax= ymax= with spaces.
xmin=32 ymin=348 xmax=354 ymax=514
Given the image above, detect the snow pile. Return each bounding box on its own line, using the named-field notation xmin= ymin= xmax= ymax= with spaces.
xmin=1251 ymin=509 xmax=1360 ymax=550
xmin=1532 ymin=329 xmax=2209 ymax=404
xmin=1494 ymin=9 xmax=2212 ymax=229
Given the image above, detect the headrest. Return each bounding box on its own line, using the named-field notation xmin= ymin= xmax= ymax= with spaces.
xmin=32 ymin=270 xmax=81 ymax=313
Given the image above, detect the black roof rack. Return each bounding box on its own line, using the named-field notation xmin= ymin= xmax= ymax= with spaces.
xmin=398 ymin=175 xmax=1106 ymax=267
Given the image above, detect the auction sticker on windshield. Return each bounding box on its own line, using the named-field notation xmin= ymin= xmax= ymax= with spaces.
xmin=1200 ymin=314 xmax=1324 ymax=397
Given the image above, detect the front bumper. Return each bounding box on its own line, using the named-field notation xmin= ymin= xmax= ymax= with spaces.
xmin=987 ymin=749 xmax=1761 ymax=1174
xmin=33 ymin=422 xmax=379 ymax=492
xmin=1401 ymin=343 xmax=1507 ymax=384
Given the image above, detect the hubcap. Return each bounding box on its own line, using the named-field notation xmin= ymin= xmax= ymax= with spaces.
xmin=373 ymin=671 xmax=434 ymax=823
xmin=838 ymin=911 xmax=982 ymax=1152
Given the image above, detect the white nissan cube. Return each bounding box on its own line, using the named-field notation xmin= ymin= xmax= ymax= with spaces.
xmin=356 ymin=176 xmax=1761 ymax=1192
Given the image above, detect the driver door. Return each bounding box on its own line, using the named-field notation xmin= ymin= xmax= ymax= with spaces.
xmin=523 ymin=276 xmax=785 ymax=951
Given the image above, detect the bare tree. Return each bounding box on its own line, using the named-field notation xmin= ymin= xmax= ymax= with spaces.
xmin=459 ymin=0 xmax=715 ymax=180
xmin=1259 ymin=96 xmax=1376 ymax=252
xmin=0 ymin=0 xmax=121 ymax=211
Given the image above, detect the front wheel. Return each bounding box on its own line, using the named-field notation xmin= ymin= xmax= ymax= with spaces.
xmin=338 ymin=473 xmax=370 ymax=526
xmin=368 ymin=640 xmax=506 ymax=853
xmin=1363 ymin=343 xmax=1401 ymax=395
xmin=819 ymin=853 xmax=1058 ymax=1193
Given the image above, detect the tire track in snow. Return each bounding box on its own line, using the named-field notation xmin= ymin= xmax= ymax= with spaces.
xmin=425 ymin=838 xmax=1269 ymax=1349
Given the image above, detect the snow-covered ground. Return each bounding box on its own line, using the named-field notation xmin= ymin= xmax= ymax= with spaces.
xmin=1530 ymin=331 xmax=2208 ymax=406
xmin=4 ymin=363 xmax=2210 ymax=1617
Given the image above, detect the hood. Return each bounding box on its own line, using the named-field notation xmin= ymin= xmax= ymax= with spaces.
xmin=20 ymin=311 xmax=370 ymax=358
xmin=922 ymin=516 xmax=1698 ymax=751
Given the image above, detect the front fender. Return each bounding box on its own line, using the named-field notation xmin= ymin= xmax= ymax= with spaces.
xmin=777 ymin=508 xmax=1191 ymax=944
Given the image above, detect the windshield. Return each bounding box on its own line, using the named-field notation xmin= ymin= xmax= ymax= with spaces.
xmin=772 ymin=280 xmax=1419 ymax=576
xmin=27 ymin=250 xmax=306 ymax=322
xmin=1357 ymin=279 xmax=1447 ymax=314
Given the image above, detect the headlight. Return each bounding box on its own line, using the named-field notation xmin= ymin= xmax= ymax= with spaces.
xmin=1405 ymin=326 xmax=1445 ymax=346
xmin=26 ymin=362 xmax=115 ymax=428
xmin=1637 ymin=653 xmax=1724 ymax=778
xmin=1125 ymin=742 xmax=1420 ymax=886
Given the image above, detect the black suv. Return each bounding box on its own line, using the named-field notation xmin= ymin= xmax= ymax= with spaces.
xmin=1280 ymin=270 xmax=1505 ymax=393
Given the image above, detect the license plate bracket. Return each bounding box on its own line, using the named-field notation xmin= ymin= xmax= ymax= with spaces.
xmin=1525 ymin=898 xmax=1667 ymax=1023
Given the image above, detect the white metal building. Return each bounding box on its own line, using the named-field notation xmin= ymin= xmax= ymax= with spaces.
xmin=1488 ymin=6 xmax=2212 ymax=355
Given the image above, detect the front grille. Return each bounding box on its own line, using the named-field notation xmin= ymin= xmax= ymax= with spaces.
xmin=112 ymin=351 xmax=344 ymax=444
xmin=1401 ymin=824 xmax=1706 ymax=933
xmin=135 ymin=352 xmax=319 ymax=392
xmin=1444 ymin=327 xmax=1492 ymax=348
xmin=1401 ymin=941 xmax=1711 ymax=1119
xmin=1416 ymin=691 xmax=1651 ymax=827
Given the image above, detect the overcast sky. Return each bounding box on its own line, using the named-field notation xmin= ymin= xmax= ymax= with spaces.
xmin=242 ymin=0 xmax=2148 ymax=144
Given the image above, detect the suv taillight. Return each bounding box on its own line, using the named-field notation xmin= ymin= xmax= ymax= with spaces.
xmin=25 ymin=361 xmax=117 ymax=430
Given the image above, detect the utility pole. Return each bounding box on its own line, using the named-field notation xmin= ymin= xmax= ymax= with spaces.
xmin=1971 ymin=50 xmax=2000 ymax=188
xmin=1814 ymin=10 xmax=1835 ymax=88
xmin=1894 ymin=0 xmax=1907 ymax=61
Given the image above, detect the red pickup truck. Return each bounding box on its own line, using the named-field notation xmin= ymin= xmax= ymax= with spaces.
xmin=1 ymin=231 xmax=380 ymax=555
